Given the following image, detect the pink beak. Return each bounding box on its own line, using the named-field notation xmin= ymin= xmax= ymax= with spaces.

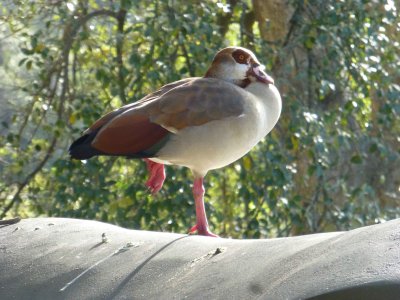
xmin=251 ymin=65 xmax=274 ymax=85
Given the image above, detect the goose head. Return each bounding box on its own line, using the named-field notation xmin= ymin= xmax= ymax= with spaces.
xmin=204 ymin=46 xmax=274 ymax=88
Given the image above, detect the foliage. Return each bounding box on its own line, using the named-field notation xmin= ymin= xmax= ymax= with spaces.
xmin=0 ymin=0 xmax=399 ymax=238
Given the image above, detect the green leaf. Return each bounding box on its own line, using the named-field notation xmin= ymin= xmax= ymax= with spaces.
xmin=26 ymin=60 xmax=32 ymax=70
xmin=350 ymin=155 xmax=363 ymax=164
xmin=21 ymin=48 xmax=33 ymax=55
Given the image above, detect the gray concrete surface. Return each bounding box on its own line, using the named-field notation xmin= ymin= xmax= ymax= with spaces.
xmin=0 ymin=218 xmax=399 ymax=299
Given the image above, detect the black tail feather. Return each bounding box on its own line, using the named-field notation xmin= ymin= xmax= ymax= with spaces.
xmin=69 ymin=130 xmax=103 ymax=160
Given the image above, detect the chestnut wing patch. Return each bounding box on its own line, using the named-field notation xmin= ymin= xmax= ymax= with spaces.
xmin=91 ymin=112 xmax=170 ymax=157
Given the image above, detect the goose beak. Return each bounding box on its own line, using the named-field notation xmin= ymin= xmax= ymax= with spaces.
xmin=250 ymin=64 xmax=274 ymax=85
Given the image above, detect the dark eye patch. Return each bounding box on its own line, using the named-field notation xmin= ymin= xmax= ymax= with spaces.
xmin=232 ymin=49 xmax=249 ymax=64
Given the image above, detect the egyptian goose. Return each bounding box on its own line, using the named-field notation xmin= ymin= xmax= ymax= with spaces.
xmin=69 ymin=46 xmax=282 ymax=237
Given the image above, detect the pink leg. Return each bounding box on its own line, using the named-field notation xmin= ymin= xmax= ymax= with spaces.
xmin=188 ymin=177 xmax=219 ymax=237
xmin=143 ymin=159 xmax=166 ymax=194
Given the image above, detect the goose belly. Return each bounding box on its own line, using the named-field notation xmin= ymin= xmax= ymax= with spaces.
xmin=154 ymin=113 xmax=263 ymax=177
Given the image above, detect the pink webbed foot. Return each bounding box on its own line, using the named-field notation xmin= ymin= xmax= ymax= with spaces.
xmin=189 ymin=224 xmax=219 ymax=237
xmin=144 ymin=159 xmax=166 ymax=194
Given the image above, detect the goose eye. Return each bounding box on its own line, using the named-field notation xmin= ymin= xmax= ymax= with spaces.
xmin=232 ymin=50 xmax=248 ymax=64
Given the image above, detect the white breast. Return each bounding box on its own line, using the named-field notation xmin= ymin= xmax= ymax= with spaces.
xmin=152 ymin=82 xmax=282 ymax=177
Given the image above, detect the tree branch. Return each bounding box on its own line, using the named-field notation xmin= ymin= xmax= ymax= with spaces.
xmin=116 ymin=8 xmax=127 ymax=104
xmin=2 ymin=9 xmax=120 ymax=217
xmin=216 ymin=0 xmax=239 ymax=36
xmin=0 ymin=136 xmax=58 ymax=219
xmin=180 ymin=43 xmax=195 ymax=77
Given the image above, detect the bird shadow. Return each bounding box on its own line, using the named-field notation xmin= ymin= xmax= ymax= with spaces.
xmin=0 ymin=217 xmax=21 ymax=228
xmin=107 ymin=234 xmax=189 ymax=298
xmin=89 ymin=241 xmax=105 ymax=251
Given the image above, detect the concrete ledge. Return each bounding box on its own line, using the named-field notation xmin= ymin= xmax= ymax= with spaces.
xmin=0 ymin=218 xmax=399 ymax=299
